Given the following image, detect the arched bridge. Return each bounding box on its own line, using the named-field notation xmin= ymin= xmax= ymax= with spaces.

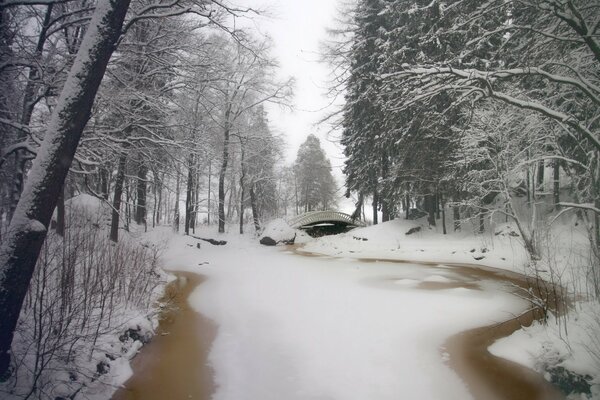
xmin=287 ymin=211 xmax=365 ymax=234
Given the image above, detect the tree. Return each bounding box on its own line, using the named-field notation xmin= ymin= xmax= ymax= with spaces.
xmin=0 ymin=0 xmax=132 ymax=378
xmin=209 ymin=36 xmax=291 ymax=233
xmin=294 ymin=134 xmax=337 ymax=212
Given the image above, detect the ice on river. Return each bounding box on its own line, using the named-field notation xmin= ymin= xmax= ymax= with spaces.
xmin=160 ymin=231 xmax=528 ymax=400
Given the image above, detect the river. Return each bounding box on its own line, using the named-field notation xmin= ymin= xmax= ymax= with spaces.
xmin=112 ymin=247 xmax=564 ymax=400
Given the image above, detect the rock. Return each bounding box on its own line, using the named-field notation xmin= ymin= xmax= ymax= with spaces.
xmin=259 ymin=236 xmax=277 ymax=246
xmin=260 ymin=218 xmax=297 ymax=245
xmin=547 ymin=366 xmax=592 ymax=397
xmin=96 ymin=360 xmax=110 ymax=375
xmin=405 ymin=226 xmax=422 ymax=235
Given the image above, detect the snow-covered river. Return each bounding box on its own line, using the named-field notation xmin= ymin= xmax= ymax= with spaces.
xmin=114 ymin=237 xmax=564 ymax=400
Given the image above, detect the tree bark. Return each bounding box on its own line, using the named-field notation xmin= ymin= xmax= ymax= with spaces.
xmin=174 ymin=166 xmax=180 ymax=232
xmin=250 ymin=184 xmax=260 ymax=232
xmin=0 ymin=0 xmax=132 ymax=378
xmin=453 ymin=206 xmax=461 ymax=231
xmin=218 ymin=106 xmax=232 ymax=233
xmin=372 ymin=189 xmax=378 ymax=225
xmin=553 ymin=160 xmax=560 ymax=209
xmin=56 ymin=185 xmax=65 ymax=237
xmin=135 ymin=163 xmax=147 ymax=225
xmin=110 ymin=151 xmax=128 ymax=242
xmin=185 ymin=154 xmax=195 ymax=235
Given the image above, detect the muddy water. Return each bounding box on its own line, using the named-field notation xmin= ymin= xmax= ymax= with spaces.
xmin=442 ymin=264 xmax=565 ymax=400
xmin=300 ymin=250 xmax=565 ymax=400
xmin=112 ymin=272 xmax=215 ymax=400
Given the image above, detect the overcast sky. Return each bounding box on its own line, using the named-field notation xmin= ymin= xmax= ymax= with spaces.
xmin=236 ymin=0 xmax=352 ymax=207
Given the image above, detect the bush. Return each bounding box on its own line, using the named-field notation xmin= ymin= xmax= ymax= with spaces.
xmin=0 ymin=197 xmax=165 ymax=399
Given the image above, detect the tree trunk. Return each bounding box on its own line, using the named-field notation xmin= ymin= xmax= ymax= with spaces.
xmin=56 ymin=185 xmax=65 ymax=237
xmin=453 ymin=206 xmax=461 ymax=231
xmin=404 ymin=194 xmax=410 ymax=219
xmin=99 ymin=166 xmax=109 ymax=200
xmin=250 ymin=184 xmax=261 ymax=232
xmin=479 ymin=208 xmax=485 ymax=234
xmin=174 ymin=166 xmax=180 ymax=232
xmin=207 ymin=161 xmax=211 ymax=225
xmin=185 ymin=154 xmax=195 ymax=235
xmin=553 ymin=160 xmax=560 ymax=209
xmin=218 ymin=107 xmax=232 ymax=233
xmin=381 ymin=199 xmax=390 ymax=222
xmin=0 ymin=0 xmax=131 ymax=377
xmin=239 ymin=144 xmax=246 ymax=235
xmin=439 ymin=193 xmax=446 ymax=234
xmin=135 ymin=163 xmax=147 ymax=225
xmin=537 ymin=160 xmax=544 ymax=188
xmin=372 ymin=190 xmax=378 ymax=225
xmin=110 ymin=151 xmax=128 ymax=242
xmin=425 ymin=194 xmax=436 ymax=226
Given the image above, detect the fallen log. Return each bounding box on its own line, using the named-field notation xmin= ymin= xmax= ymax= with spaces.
xmin=191 ymin=235 xmax=227 ymax=246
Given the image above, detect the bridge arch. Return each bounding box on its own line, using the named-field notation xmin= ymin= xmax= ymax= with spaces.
xmin=287 ymin=211 xmax=365 ymax=230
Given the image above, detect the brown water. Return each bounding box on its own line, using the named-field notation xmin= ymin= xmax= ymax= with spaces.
xmin=112 ymin=271 xmax=215 ymax=400
xmin=113 ymin=253 xmax=565 ymax=400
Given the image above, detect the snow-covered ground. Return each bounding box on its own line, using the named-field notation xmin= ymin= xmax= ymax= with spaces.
xmin=149 ymin=225 xmax=572 ymax=400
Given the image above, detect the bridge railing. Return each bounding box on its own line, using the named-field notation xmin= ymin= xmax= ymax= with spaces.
xmin=287 ymin=211 xmax=365 ymax=229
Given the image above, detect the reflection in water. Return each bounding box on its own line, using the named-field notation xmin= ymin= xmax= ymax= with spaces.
xmin=112 ymin=272 xmax=215 ymax=400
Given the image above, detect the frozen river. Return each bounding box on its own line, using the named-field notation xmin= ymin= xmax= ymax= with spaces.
xmin=114 ymin=237 xmax=563 ymax=400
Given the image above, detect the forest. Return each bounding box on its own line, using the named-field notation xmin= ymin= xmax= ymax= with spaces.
xmin=327 ymin=0 xmax=599 ymax=290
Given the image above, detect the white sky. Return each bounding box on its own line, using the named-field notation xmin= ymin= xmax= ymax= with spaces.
xmin=236 ymin=0 xmax=352 ymax=209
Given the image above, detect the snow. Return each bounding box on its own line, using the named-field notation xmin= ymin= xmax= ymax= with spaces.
xmin=158 ymin=227 xmax=532 ymax=400
xmin=259 ymin=218 xmax=310 ymax=243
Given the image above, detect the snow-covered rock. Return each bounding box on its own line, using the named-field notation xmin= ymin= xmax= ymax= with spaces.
xmin=259 ymin=218 xmax=310 ymax=245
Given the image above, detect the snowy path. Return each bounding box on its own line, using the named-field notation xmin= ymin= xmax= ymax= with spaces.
xmin=153 ymin=233 xmax=561 ymax=400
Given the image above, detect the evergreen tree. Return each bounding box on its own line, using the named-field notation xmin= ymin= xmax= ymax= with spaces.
xmin=294 ymin=135 xmax=337 ymax=212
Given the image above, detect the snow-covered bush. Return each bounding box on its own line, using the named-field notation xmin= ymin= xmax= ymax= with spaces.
xmin=0 ymin=197 xmax=166 ymax=399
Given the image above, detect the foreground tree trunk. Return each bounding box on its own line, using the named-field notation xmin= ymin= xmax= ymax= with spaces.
xmin=0 ymin=0 xmax=132 ymax=378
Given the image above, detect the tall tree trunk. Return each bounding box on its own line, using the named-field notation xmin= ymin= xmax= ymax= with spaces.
xmin=425 ymin=194 xmax=436 ymax=226
xmin=479 ymin=208 xmax=486 ymax=234
xmin=0 ymin=0 xmax=131 ymax=377
xmin=174 ymin=166 xmax=180 ymax=232
xmin=381 ymin=198 xmax=390 ymax=222
xmin=372 ymin=189 xmax=378 ymax=225
xmin=404 ymin=194 xmax=410 ymax=219
xmin=185 ymin=154 xmax=195 ymax=235
xmin=441 ymin=194 xmax=447 ymax=235
xmin=218 ymin=107 xmax=232 ymax=233
xmin=250 ymin=184 xmax=260 ymax=232
xmin=537 ymin=160 xmax=544 ymax=188
xmin=99 ymin=166 xmax=109 ymax=200
xmin=553 ymin=160 xmax=560 ymax=209
xmin=239 ymin=144 xmax=246 ymax=235
xmin=453 ymin=206 xmax=461 ymax=232
xmin=207 ymin=161 xmax=211 ymax=225
xmin=110 ymin=151 xmax=127 ymax=242
xmin=135 ymin=163 xmax=147 ymax=225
